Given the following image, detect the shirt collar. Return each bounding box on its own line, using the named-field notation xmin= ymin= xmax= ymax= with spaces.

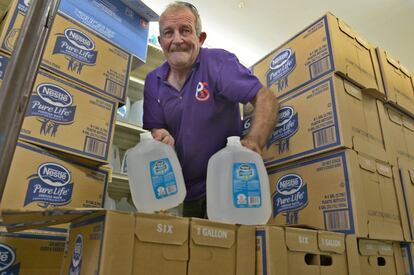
xmin=156 ymin=48 xmax=203 ymax=80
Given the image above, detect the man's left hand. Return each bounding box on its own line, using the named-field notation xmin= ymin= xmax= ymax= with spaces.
xmin=241 ymin=138 xmax=262 ymax=155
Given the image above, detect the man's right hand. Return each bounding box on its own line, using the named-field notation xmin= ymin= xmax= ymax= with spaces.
xmin=151 ymin=128 xmax=175 ymax=146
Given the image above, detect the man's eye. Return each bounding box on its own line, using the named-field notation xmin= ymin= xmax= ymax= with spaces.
xmin=163 ymin=30 xmax=173 ymax=37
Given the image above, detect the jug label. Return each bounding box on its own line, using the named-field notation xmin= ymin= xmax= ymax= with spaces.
xmin=232 ymin=163 xmax=262 ymax=208
xmin=149 ymin=158 xmax=178 ymax=199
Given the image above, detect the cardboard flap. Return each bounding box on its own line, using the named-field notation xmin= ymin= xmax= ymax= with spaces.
xmin=400 ymin=65 xmax=411 ymax=77
xmin=190 ymin=220 xmax=236 ymax=249
xmin=355 ymin=36 xmax=370 ymax=50
xmin=376 ymin=163 xmax=392 ymax=178
xmin=343 ymin=79 xmax=362 ymax=100
xmin=357 ymin=155 xmax=376 ymax=173
xmin=403 ymin=117 xmax=414 ymax=132
xmin=387 ymin=108 xmax=403 ymax=126
xmin=135 ymin=214 xmax=188 ymax=246
xmin=0 ymin=208 xmax=100 ymax=232
xmin=385 ymin=51 xmax=400 ymax=70
xmin=318 ymin=231 xmax=345 ymax=254
xmin=285 ymin=227 xmax=318 ymax=253
xmin=358 ymin=239 xmax=378 ymax=255
xmin=377 ymin=242 xmax=394 ymax=256
xmin=337 ymin=19 xmax=354 ymax=39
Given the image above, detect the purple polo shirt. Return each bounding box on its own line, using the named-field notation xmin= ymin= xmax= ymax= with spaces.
xmin=143 ymin=48 xmax=262 ymax=201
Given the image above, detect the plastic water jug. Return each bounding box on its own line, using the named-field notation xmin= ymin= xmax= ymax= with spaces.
xmin=128 ymin=99 xmax=144 ymax=126
xmin=110 ymin=144 xmax=121 ymax=173
xmin=121 ymin=148 xmax=131 ymax=174
xmin=206 ymin=136 xmax=271 ymax=225
xmin=117 ymin=96 xmax=130 ymax=122
xmin=127 ymin=132 xmax=186 ymax=213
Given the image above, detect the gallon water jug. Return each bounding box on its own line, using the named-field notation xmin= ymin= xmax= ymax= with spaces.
xmin=117 ymin=96 xmax=130 ymax=122
xmin=127 ymin=132 xmax=186 ymax=213
xmin=206 ymin=136 xmax=271 ymax=225
xmin=121 ymin=148 xmax=131 ymax=174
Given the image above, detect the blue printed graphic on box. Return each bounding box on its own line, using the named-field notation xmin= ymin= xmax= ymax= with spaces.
xmin=53 ymin=28 xmax=98 ymax=74
xmin=232 ymin=163 xmax=262 ymax=208
xmin=59 ymin=0 xmax=156 ymax=61
xmin=272 ymin=173 xmax=308 ymax=224
xmin=69 ymin=234 xmax=83 ymax=275
xmin=268 ymin=106 xmax=298 ymax=152
xmin=0 ymin=243 xmax=20 ymax=274
xmin=266 ymin=48 xmax=296 ymax=92
xmin=24 ymin=163 xmax=74 ymax=208
xmin=26 ymin=83 xmax=77 ymax=137
xmin=150 ymin=158 xmax=178 ymax=199
xmin=0 ymin=54 xmax=9 ymax=81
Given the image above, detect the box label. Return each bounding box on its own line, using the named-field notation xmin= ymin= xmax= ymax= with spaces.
xmin=150 ymin=158 xmax=178 ymax=199
xmin=272 ymin=173 xmax=308 ymax=224
xmin=266 ymin=48 xmax=297 ymax=90
xmin=68 ymin=234 xmax=84 ymax=275
xmin=24 ymin=162 xmax=74 ymax=207
xmin=52 ymin=28 xmax=98 ymax=70
xmin=26 ymin=83 xmax=77 ymax=127
xmin=0 ymin=243 xmax=20 ymax=273
xmin=232 ymin=162 xmax=262 ymax=208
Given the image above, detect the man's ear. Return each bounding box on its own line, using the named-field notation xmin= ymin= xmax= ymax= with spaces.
xmin=199 ymin=32 xmax=207 ymax=45
xmin=157 ymin=35 xmax=161 ymax=45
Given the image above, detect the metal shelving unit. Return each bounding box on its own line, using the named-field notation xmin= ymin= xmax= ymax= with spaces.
xmin=107 ymin=43 xmax=164 ymax=201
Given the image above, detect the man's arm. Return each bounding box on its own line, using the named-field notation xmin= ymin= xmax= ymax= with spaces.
xmin=241 ymin=87 xmax=279 ymax=154
xmin=151 ymin=128 xmax=175 ymax=146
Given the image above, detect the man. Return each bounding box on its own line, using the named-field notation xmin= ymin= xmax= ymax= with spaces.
xmin=143 ymin=1 xmax=278 ymax=218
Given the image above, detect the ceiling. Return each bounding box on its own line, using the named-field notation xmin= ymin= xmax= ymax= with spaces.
xmin=142 ymin=0 xmax=414 ymax=70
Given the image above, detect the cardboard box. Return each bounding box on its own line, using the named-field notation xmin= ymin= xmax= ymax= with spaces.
xmin=0 ymin=0 xmax=131 ymax=103
xmin=267 ymin=148 xmax=404 ymax=241
xmin=19 ymin=67 xmax=117 ymax=163
xmin=378 ymin=101 xmax=414 ymax=164
xmin=400 ymin=242 xmax=414 ymax=275
xmin=252 ymin=12 xmax=384 ymax=99
xmin=1 ymin=209 xmax=190 ymax=275
xmin=0 ymin=0 xmax=26 ymax=55
xmin=345 ymin=236 xmax=406 ymax=275
xmin=188 ymin=219 xmax=255 ymax=275
xmin=256 ymin=226 xmax=349 ymax=275
xmin=242 ymin=75 xmax=387 ymax=167
xmin=376 ymin=48 xmax=414 ymax=116
xmin=393 ymin=158 xmax=414 ymax=242
xmin=0 ymin=226 xmax=66 ymax=274
xmin=1 ymin=141 xmax=108 ymax=211
xmin=132 ymin=212 xmax=189 ymax=275
xmin=41 ymin=12 xmax=131 ymax=102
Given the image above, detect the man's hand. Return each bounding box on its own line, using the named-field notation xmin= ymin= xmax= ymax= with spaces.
xmin=151 ymin=128 xmax=175 ymax=146
xmin=241 ymin=138 xmax=262 ymax=155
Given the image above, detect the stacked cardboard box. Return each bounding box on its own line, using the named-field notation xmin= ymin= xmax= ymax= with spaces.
xmin=0 ymin=225 xmax=67 ymax=274
xmin=1 ymin=209 xmax=256 ymax=275
xmin=0 ymin=0 xmax=143 ymax=213
xmin=256 ymin=226 xmax=409 ymax=275
xmin=243 ymin=11 xmax=414 ymax=275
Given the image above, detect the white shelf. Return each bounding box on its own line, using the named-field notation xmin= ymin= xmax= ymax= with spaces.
xmin=108 ymin=172 xmax=130 ymax=200
xmin=109 ymin=43 xmax=164 ymax=200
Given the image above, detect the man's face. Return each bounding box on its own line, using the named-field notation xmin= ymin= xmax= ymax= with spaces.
xmin=158 ymin=8 xmax=205 ymax=71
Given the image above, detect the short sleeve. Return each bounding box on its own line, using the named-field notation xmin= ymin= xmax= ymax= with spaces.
xmin=143 ymin=72 xmax=167 ymax=130
xmin=216 ymin=52 xmax=263 ymax=104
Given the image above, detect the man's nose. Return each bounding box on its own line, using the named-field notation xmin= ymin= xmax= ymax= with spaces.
xmin=171 ymin=30 xmax=184 ymax=43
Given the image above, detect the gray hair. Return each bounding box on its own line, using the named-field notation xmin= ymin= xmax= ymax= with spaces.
xmin=159 ymin=1 xmax=202 ymax=36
